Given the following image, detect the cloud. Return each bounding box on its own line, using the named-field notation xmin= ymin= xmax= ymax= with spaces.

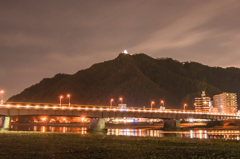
xmin=0 ymin=32 xmax=55 ymax=48
xmin=127 ymin=0 xmax=240 ymax=68
xmin=130 ymin=1 xmax=225 ymax=51
xmin=0 ymin=0 xmax=240 ymax=99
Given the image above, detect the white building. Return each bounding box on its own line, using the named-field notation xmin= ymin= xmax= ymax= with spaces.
xmin=213 ymin=92 xmax=237 ymax=114
xmin=195 ymin=91 xmax=211 ymax=113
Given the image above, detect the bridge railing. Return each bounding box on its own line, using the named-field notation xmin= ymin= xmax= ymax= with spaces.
xmin=1 ymin=102 xmax=239 ymax=117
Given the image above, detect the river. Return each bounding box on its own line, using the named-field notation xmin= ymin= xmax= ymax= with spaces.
xmin=10 ymin=124 xmax=240 ymax=140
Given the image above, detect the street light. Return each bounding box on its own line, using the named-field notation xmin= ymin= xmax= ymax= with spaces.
xmin=184 ymin=103 xmax=187 ymax=111
xmin=151 ymin=101 xmax=155 ymax=110
xmin=119 ymin=97 xmax=123 ymax=104
xmin=110 ymin=98 xmax=114 ymax=108
xmin=0 ymin=90 xmax=4 ymax=105
xmin=160 ymin=100 xmax=164 ymax=107
xmin=67 ymin=94 xmax=71 ymax=107
xmin=60 ymin=96 xmax=63 ymax=107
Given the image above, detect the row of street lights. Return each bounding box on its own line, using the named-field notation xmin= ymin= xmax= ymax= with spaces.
xmin=109 ymin=98 xmax=166 ymax=110
xmin=150 ymin=100 xmax=164 ymax=110
xmin=110 ymin=97 xmax=123 ymax=108
xmin=59 ymin=95 xmax=124 ymax=108
xmin=57 ymin=94 xmax=188 ymax=111
xmin=0 ymin=89 xmax=189 ymax=111
xmin=59 ymin=94 xmax=71 ymax=107
xmin=152 ymin=100 xmax=188 ymax=111
xmin=0 ymin=90 xmax=216 ymax=112
xmin=109 ymin=98 xmax=188 ymax=111
xmin=151 ymin=101 xmax=187 ymax=111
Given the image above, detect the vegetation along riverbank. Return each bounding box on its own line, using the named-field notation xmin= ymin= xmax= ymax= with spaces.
xmin=0 ymin=131 xmax=239 ymax=158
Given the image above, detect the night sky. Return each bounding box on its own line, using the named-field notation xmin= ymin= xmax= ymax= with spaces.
xmin=1 ymin=0 xmax=240 ymax=100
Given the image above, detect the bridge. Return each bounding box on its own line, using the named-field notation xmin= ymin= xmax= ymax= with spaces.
xmin=0 ymin=102 xmax=239 ymax=130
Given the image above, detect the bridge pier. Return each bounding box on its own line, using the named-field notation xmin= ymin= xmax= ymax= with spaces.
xmin=89 ymin=119 xmax=105 ymax=131
xmin=0 ymin=116 xmax=11 ymax=131
xmin=163 ymin=119 xmax=180 ymax=129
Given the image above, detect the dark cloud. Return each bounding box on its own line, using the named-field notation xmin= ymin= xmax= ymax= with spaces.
xmin=0 ymin=0 xmax=240 ymax=99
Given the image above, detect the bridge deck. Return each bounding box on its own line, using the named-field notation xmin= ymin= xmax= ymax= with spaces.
xmin=0 ymin=103 xmax=239 ymax=120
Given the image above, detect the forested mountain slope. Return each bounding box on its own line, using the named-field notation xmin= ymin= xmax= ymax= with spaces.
xmin=8 ymin=53 xmax=240 ymax=109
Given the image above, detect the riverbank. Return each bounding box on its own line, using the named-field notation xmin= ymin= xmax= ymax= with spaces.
xmin=0 ymin=131 xmax=239 ymax=158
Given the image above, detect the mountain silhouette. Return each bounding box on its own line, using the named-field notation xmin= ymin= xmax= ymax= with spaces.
xmin=8 ymin=53 xmax=240 ymax=110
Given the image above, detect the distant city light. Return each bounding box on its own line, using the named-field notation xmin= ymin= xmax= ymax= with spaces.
xmin=123 ymin=50 xmax=128 ymax=54
xmin=81 ymin=117 xmax=85 ymax=122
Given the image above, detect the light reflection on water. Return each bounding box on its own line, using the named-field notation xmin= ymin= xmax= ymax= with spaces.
xmin=11 ymin=125 xmax=88 ymax=134
xmin=10 ymin=125 xmax=240 ymax=140
xmin=107 ymin=129 xmax=240 ymax=140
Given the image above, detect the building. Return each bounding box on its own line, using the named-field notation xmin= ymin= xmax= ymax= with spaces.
xmin=195 ymin=91 xmax=211 ymax=113
xmin=118 ymin=104 xmax=127 ymax=109
xmin=213 ymin=92 xmax=237 ymax=114
xmin=210 ymin=107 xmax=218 ymax=113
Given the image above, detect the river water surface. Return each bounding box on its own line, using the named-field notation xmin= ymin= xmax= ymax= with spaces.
xmin=10 ymin=125 xmax=240 ymax=140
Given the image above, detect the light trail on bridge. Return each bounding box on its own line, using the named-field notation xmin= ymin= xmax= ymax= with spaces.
xmin=0 ymin=104 xmax=239 ymax=117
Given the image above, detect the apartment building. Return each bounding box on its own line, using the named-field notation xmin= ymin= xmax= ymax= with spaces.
xmin=195 ymin=91 xmax=211 ymax=113
xmin=213 ymin=92 xmax=237 ymax=114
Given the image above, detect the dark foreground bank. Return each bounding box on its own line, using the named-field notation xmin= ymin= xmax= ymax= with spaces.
xmin=0 ymin=132 xmax=239 ymax=159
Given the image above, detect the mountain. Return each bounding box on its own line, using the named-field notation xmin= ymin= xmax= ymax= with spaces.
xmin=8 ymin=53 xmax=240 ymax=109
